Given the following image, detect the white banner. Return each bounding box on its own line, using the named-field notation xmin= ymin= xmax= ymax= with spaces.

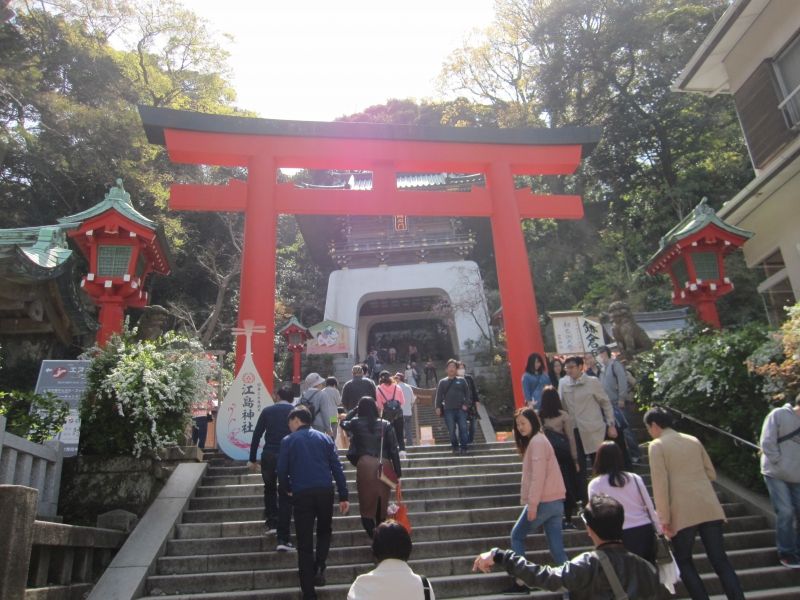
xmin=217 ymin=321 xmax=273 ymax=461
xmin=550 ymin=312 xmax=604 ymax=354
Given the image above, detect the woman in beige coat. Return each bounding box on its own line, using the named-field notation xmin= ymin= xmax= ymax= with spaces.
xmin=645 ymin=408 xmax=744 ymax=600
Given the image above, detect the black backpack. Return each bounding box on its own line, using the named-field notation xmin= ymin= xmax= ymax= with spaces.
xmin=298 ymin=390 xmax=320 ymax=420
xmin=379 ymin=387 xmax=402 ymax=422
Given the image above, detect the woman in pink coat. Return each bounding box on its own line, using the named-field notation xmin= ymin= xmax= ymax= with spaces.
xmin=504 ymin=407 xmax=568 ymax=594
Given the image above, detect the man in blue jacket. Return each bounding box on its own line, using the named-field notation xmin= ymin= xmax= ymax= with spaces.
xmin=278 ymin=406 xmax=350 ymax=600
xmin=248 ymin=385 xmax=295 ymax=548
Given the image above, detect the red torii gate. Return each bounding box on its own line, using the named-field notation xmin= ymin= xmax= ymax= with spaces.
xmin=139 ymin=106 xmax=600 ymax=408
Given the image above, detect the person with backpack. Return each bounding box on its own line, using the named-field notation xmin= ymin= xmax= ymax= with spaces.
xmin=598 ymin=346 xmax=641 ymax=465
xmin=341 ymin=397 xmax=402 ymax=539
xmin=299 ymin=373 xmax=337 ymax=438
xmin=376 ymin=370 xmax=406 ymax=456
xmin=539 ymin=386 xmax=580 ymax=530
xmin=759 ymin=392 xmax=800 ymax=569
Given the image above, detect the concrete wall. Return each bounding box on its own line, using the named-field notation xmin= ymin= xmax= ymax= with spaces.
xmin=724 ymin=2 xmax=800 ymax=92
xmin=324 ymin=260 xmax=491 ymax=360
xmin=727 ymin=168 xmax=800 ymax=301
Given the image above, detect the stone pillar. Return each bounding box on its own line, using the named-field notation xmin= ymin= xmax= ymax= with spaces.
xmin=0 ymin=485 xmax=38 ymax=600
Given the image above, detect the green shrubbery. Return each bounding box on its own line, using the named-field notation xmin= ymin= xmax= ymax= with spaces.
xmin=0 ymin=389 xmax=69 ymax=443
xmin=79 ymin=330 xmax=212 ymax=458
xmin=636 ymin=303 xmax=800 ymax=490
xmin=637 ymin=322 xmax=773 ymax=490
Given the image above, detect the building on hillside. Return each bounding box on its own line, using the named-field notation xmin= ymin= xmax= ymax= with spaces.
xmin=0 ymin=225 xmax=96 ymax=370
xmin=674 ymin=0 xmax=800 ymax=325
xmin=295 ymin=172 xmax=492 ymax=364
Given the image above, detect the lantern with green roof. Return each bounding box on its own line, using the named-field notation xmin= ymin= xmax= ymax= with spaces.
xmin=645 ymin=198 xmax=752 ymax=328
xmin=59 ymin=179 xmax=172 ymax=345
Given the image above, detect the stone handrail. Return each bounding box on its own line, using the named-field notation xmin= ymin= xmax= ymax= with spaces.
xmin=0 ymin=485 xmax=126 ymax=600
xmin=0 ymin=414 xmax=64 ymax=517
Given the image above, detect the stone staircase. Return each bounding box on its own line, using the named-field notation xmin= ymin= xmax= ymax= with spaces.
xmin=138 ymin=442 xmax=800 ymax=599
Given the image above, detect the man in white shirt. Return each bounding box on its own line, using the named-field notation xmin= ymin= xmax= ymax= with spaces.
xmin=396 ymin=372 xmax=416 ymax=454
xmin=348 ymin=521 xmax=434 ymax=600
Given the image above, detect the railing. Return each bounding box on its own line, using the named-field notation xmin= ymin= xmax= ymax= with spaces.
xmin=0 ymin=415 xmax=64 ymax=517
xmin=0 ymin=485 xmax=126 ymax=600
xmin=662 ymin=405 xmax=761 ymax=452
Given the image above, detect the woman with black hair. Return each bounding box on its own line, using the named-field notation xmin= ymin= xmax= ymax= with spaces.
xmin=539 ymin=386 xmax=580 ymax=529
xmin=522 ymin=352 xmax=550 ymax=410
xmin=503 ymin=407 xmax=568 ymax=594
xmin=347 ymin=520 xmax=435 ymax=599
xmin=548 ymin=358 xmax=564 ymax=388
xmin=588 ymin=441 xmax=659 ymax=562
xmin=341 ymin=397 xmax=402 ymax=538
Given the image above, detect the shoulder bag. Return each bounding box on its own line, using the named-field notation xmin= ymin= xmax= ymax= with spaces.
xmin=632 ymin=475 xmax=672 ymax=565
xmin=377 ymin=422 xmax=399 ymax=490
xmin=596 ymin=550 xmax=629 ymax=600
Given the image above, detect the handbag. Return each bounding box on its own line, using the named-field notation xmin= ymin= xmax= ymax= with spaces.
xmin=387 ymin=482 xmax=412 ymax=533
xmin=377 ymin=422 xmax=399 ymax=490
xmin=632 ymin=475 xmax=672 ymax=565
xmin=633 ymin=475 xmax=680 ymax=593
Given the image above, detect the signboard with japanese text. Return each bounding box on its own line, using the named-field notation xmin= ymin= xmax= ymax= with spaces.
xmin=34 ymin=360 xmax=90 ymax=456
xmin=217 ymin=322 xmax=273 ymax=461
xmin=579 ymin=317 xmax=603 ymax=356
xmin=550 ymin=311 xmax=585 ymax=354
xmin=394 ymin=215 xmax=408 ymax=231
xmin=305 ymin=320 xmax=350 ymax=355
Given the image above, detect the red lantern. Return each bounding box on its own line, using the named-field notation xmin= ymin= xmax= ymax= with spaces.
xmin=59 ymin=180 xmax=171 ymax=345
xmin=645 ymin=199 xmax=752 ymax=328
xmin=278 ymin=316 xmax=311 ymax=388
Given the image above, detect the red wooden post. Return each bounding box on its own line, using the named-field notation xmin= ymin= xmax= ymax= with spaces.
xmin=489 ymin=161 xmax=545 ymax=408
xmin=236 ymin=155 xmax=277 ymax=388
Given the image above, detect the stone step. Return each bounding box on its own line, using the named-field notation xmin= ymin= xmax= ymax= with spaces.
xmin=189 ymin=482 xmax=523 ymax=511
xmin=141 ymin=564 xmax=800 ymax=599
xmin=147 ymin=544 xmax=787 ymax=595
xmin=169 ymin=511 xmax=760 ymax=556
xmin=157 ymin=533 xmax=781 ymax=578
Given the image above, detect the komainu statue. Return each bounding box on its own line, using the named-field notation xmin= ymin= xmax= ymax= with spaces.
xmin=136 ymin=305 xmax=170 ymax=341
xmin=609 ymin=301 xmax=652 ymax=362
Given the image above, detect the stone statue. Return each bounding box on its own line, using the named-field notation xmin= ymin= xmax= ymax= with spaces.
xmin=608 ymin=301 xmax=652 ymax=362
xmin=135 ymin=305 xmax=170 ymax=341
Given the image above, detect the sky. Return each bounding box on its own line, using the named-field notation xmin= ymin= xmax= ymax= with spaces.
xmin=187 ymin=0 xmax=496 ymax=122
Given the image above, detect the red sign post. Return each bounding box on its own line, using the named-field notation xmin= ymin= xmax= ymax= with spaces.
xmin=140 ymin=107 xmax=599 ymax=407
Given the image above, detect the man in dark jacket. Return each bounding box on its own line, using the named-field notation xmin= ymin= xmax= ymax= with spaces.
xmin=278 ymin=406 xmax=350 ymax=600
xmin=247 ymin=385 xmax=295 ymax=546
xmin=472 ymin=495 xmax=660 ymax=599
xmin=341 ymin=365 xmax=377 ymax=411
xmin=435 ymin=358 xmax=472 ymax=454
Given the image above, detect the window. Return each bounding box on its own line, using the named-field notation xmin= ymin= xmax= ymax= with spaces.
xmin=97 ymin=245 xmax=132 ymax=277
xmin=755 ymin=248 xmax=795 ymax=326
xmin=672 ymin=256 xmax=689 ymax=287
xmin=761 ymin=277 xmax=796 ymax=326
xmin=691 ymin=252 xmax=720 ymax=281
xmin=757 ymin=249 xmax=786 ymax=279
xmin=775 ymin=34 xmax=800 ymax=127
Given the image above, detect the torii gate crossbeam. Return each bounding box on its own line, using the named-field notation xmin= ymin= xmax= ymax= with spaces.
xmin=139 ymin=106 xmax=601 ymax=407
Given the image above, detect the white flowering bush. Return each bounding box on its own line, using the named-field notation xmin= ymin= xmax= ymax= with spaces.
xmin=80 ymin=330 xmax=212 ymax=457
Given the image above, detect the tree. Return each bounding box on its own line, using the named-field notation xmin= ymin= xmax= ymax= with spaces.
xmin=0 ymin=1 xmax=253 ymax=352
xmin=439 ymin=0 xmax=758 ymax=322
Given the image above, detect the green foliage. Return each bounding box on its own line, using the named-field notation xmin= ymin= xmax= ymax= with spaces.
xmin=748 ymin=302 xmax=800 ymax=402
xmin=637 ymin=322 xmax=773 ymax=488
xmin=0 ymin=389 xmax=69 ymax=443
xmin=79 ymin=329 xmax=211 ymax=457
